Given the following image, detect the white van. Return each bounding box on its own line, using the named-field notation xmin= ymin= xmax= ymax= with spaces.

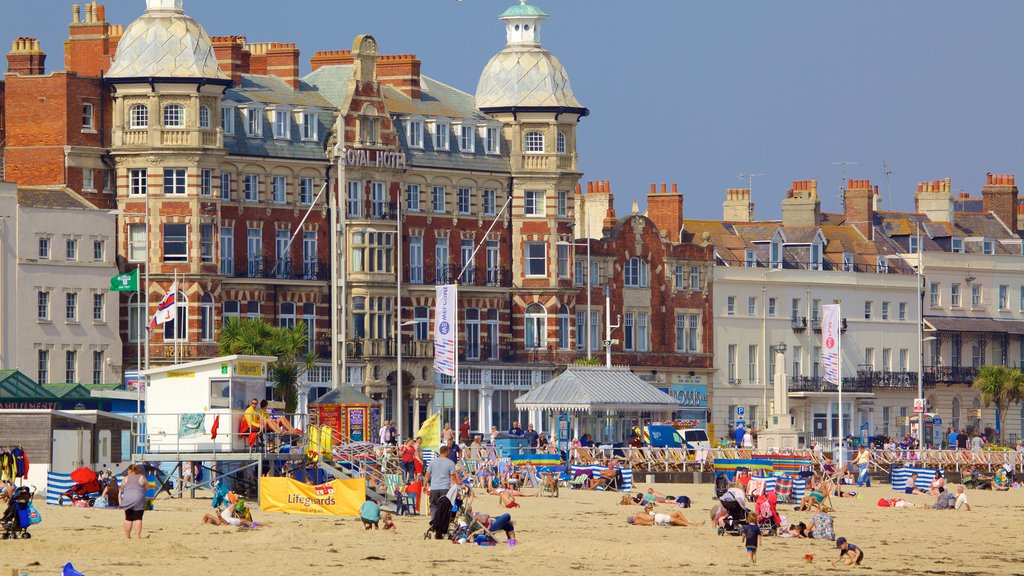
xmin=681 ymin=428 xmax=712 ymax=451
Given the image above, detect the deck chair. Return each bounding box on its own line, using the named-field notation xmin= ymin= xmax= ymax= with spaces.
xmin=774 ymin=477 xmax=794 ymax=504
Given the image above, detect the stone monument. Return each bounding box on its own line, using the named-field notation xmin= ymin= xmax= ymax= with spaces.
xmin=757 ymin=342 xmax=803 ymax=450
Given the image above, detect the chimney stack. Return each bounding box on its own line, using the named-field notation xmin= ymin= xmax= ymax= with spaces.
xmin=6 ymin=37 xmax=46 ymax=76
xmin=781 ymin=180 xmax=821 ymax=228
xmin=844 ymin=179 xmax=875 ymax=239
xmin=211 ymin=36 xmax=248 ymax=86
xmin=647 ymin=182 xmax=684 ymax=241
xmin=65 ymin=2 xmax=119 ymax=76
xmin=376 ymin=54 xmax=422 ymax=99
xmin=247 ymin=42 xmax=270 ymax=75
xmin=914 ymin=177 xmax=953 ymax=224
xmin=266 ymin=42 xmax=300 ymax=89
xmin=982 ymin=173 xmax=1018 ymax=231
xmin=723 ymin=188 xmax=754 ymax=222
xmin=310 ymin=50 xmax=353 ymax=71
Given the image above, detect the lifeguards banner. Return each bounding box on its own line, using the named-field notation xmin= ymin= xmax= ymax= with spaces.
xmin=259 ymin=477 xmax=364 ymax=516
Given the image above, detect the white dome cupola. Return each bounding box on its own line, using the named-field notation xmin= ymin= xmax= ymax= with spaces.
xmin=502 ymin=0 xmax=545 ymax=47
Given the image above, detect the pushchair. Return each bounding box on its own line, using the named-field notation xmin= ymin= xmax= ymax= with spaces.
xmin=423 ymin=488 xmax=464 ymax=540
xmin=755 ymin=492 xmax=780 ymax=537
xmin=2 ymin=486 xmax=38 ymax=539
xmin=58 ymin=480 xmax=103 ymax=507
xmin=716 ymin=488 xmax=750 ymax=536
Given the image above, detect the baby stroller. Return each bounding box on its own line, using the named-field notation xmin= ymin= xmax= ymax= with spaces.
xmin=423 ymin=487 xmax=464 ymax=540
xmin=2 ymin=486 xmax=38 ymax=539
xmin=755 ymin=492 xmax=780 ymax=537
xmin=713 ymin=473 xmax=729 ymax=500
xmin=716 ymin=488 xmax=749 ymax=536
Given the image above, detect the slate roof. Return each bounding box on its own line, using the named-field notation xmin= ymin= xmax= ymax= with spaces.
xmin=514 ymin=367 xmax=679 ymax=412
xmin=311 ymin=385 xmax=378 ymax=406
xmin=17 ymin=187 xmax=96 ymax=210
xmin=925 ymin=317 xmax=1024 ymax=335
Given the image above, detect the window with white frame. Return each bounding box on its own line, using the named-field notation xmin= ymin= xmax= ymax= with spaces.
xmin=971 ymin=284 xmax=982 ymax=308
xmin=65 ymin=350 xmax=77 ymax=383
xmin=748 ymin=296 xmax=757 ymax=316
xmin=877 ymin=256 xmax=888 ymax=273
xmin=300 ymin=110 xmax=318 ymax=140
xmin=524 ymin=131 xmax=544 ymax=153
xmin=272 ymin=108 xmax=291 ymax=139
xmin=92 ymin=350 xmax=103 ymax=384
xmin=748 ymin=344 xmax=758 ymax=383
xmin=222 ymin=300 xmax=240 ymax=324
xmin=557 ymin=190 xmax=568 ymax=217
xmin=727 ymin=344 xmax=737 ymax=382
xmin=556 ymin=131 xmax=566 ymax=155
xmin=690 ymin=314 xmax=702 ymax=351
xmin=347 ymin=181 xmax=362 ymax=218
xmin=273 ymin=176 xmax=287 ymax=204
xmin=842 ymin=252 xmax=854 ymax=272
xmin=200 ymin=169 xmax=212 ymax=196
xmin=128 ymin=224 xmax=145 ymax=262
xmin=745 ymin=250 xmax=757 ymax=267
xmin=409 ymin=236 xmax=423 ymax=284
xmin=370 ymin=182 xmax=386 ymax=218
xmin=689 ymin=266 xmax=700 ymax=290
xmin=951 ymin=283 xmax=961 ymax=307
xmin=65 ymin=292 xmax=78 ymax=322
xmin=407 ymin=119 xmax=424 ymax=148
xmin=951 ymin=237 xmax=964 ymax=253
xmin=92 ymin=293 xmax=104 ymax=322
xmin=898 ymin=301 xmax=907 ymax=321
xmin=220 ymin=173 xmax=232 ymax=200
xmin=244 ymin=174 xmax=259 ymax=202
xmin=129 ymin=104 xmax=148 ymax=129
xmin=557 ymin=244 xmax=570 ymax=278
xmin=93 ymin=239 xmax=103 ymax=261
xmin=524 ymin=303 xmax=546 ymax=349
xmin=300 ymin=177 xmax=314 ymax=204
xmin=525 ymin=242 xmax=546 ymax=276
xmin=199 ymin=105 xmax=210 ymax=129
xmin=624 ymin=312 xmax=635 ymax=351
xmin=163 ymin=169 xmax=186 ymax=195
xmin=457 ymin=188 xmax=471 ymax=215
xmin=163 ymin=104 xmax=184 ymax=128
xmin=163 ymin=223 xmax=188 ymax=262
xmin=432 ymin=186 xmax=445 ymax=213
xmin=459 ymin=124 xmax=474 ymax=152
xmin=37 ymin=291 xmax=50 ymax=321
xmin=129 ymin=169 xmax=148 ymax=196
xmin=810 ymin=241 xmax=823 ymax=270
xmin=82 ymin=103 xmax=94 ymax=131
xmin=674 ymin=265 xmax=684 ymax=289
xmin=200 ymin=224 xmax=213 ymax=263
xmin=200 ymin=293 xmax=215 ymax=341
xmin=82 ymin=169 xmax=94 ymax=190
xmin=999 ymin=285 xmax=1009 ymax=309
xmin=484 ymin=126 xmax=500 ymax=154
xmin=279 ymin=302 xmax=296 ymax=329
xmin=556 ymin=305 xmax=570 ymax=350
xmin=413 ymin=306 xmax=429 ymax=340
xmin=37 ymin=350 xmax=48 ymax=384
xmin=768 ymin=297 xmax=776 ymax=317
xmin=675 ymin=314 xmax=686 ymax=352
xmin=244 ymin=107 xmax=263 ymax=137
xmin=38 ymin=237 xmax=50 ymax=260
xmin=220 ymin=227 xmax=234 ymax=275
xmin=434 ymin=121 xmax=449 ymax=150
xmin=575 ymin=260 xmax=585 ymax=287
xmin=864 ymin=301 xmax=872 ymax=319
xmin=406 ymin=184 xmax=420 ymax=212
xmin=1020 ymin=286 xmax=1024 ymax=311
xmin=66 ymin=238 xmax=77 ymax=261
xmin=881 ymin=301 xmax=889 ymax=320
xmin=930 ymin=282 xmax=940 ymax=307
xmin=221 ymin=104 xmax=235 ymax=134
xmin=524 ymin=190 xmax=544 ymax=216
xmin=770 ymin=240 xmax=782 ymax=269
xmin=908 ymin=235 xmax=919 ymax=254
xmin=483 ymin=189 xmax=497 ymax=215
xmin=164 ymin=292 xmax=188 ymax=340
xmin=727 ymin=296 xmax=735 ymax=316
xmin=637 ymin=312 xmax=649 ymax=352
xmin=576 ymin=310 xmax=586 ymax=350
xmin=624 ymin=258 xmax=648 ymax=288
xmin=982 ymin=238 xmax=994 ymax=255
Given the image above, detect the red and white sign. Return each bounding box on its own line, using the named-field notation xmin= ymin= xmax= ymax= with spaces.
xmin=913 ymin=398 xmax=926 ymax=413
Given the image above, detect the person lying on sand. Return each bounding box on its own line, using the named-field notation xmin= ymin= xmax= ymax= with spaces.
xmin=487 ymin=481 xmax=537 ymax=507
xmin=627 ymin=505 xmax=704 ymax=527
xmin=202 ymin=500 xmax=260 ymax=528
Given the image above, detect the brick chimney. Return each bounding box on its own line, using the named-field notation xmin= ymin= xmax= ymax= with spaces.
xmin=212 ymin=36 xmax=248 ymax=86
xmin=65 ymin=2 xmax=120 ymax=76
xmin=844 ymin=179 xmax=875 ymax=239
xmin=723 ymin=188 xmax=753 ymax=222
xmin=781 ymin=180 xmax=821 ymax=228
xmin=6 ymin=37 xmax=46 ymax=76
xmin=376 ymin=54 xmax=422 ymax=99
xmin=247 ymin=42 xmax=269 ymax=75
xmin=914 ymin=177 xmax=953 ymax=224
xmin=267 ymin=43 xmax=300 ymax=89
xmin=647 ymin=182 xmax=684 ymax=241
xmin=310 ymin=50 xmax=353 ymax=71
xmin=981 ymin=173 xmax=1018 ymax=231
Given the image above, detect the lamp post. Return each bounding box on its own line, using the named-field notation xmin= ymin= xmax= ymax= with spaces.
xmin=558 ymin=232 xmax=593 ymax=359
xmin=772 ymin=341 xmax=787 ymax=430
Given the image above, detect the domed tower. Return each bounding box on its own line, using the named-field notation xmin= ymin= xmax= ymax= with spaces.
xmin=106 ymin=0 xmax=232 ymax=364
xmin=476 ymin=0 xmax=588 ymax=354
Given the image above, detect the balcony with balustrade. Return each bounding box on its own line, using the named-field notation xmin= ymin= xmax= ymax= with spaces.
xmin=221 ymin=257 xmax=328 ymax=282
xmin=405 ymin=265 xmax=512 ymax=288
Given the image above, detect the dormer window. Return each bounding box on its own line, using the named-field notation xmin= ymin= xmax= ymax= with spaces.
xmin=744 ymin=249 xmax=757 ymax=268
xmin=842 ymin=252 xmax=854 ymax=272
xmin=951 ymin=238 xmax=964 ymax=253
xmin=270 ymin=106 xmax=291 ymax=140
xmin=484 ymin=126 xmax=500 ymax=154
xmin=524 ymin=131 xmax=544 ymax=153
xmin=557 ymin=131 xmax=566 ymax=155
xmin=810 ymin=241 xmax=823 ymax=270
xmin=908 ymin=235 xmax=919 ymax=254
xmin=299 ymin=109 xmax=319 ymax=141
xmin=982 ymin=238 xmax=994 ymax=255
xmin=163 ymin=104 xmax=184 ymax=128
xmin=406 ymin=117 xmax=424 ymax=149
xmin=221 ymin=103 xmax=236 ymax=135
xmin=434 ymin=120 xmax=449 ymax=151
xmin=877 ymin=256 xmax=889 ymax=274
xmin=770 ymin=240 xmax=782 ymax=270
xmin=456 ymin=123 xmax=475 ymax=152
xmin=242 ymin=106 xmax=264 ymax=138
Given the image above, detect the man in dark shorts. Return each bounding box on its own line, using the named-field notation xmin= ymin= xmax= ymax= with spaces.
xmin=741 ymin=521 xmax=761 ymax=564
xmin=832 ymin=536 xmax=864 ymax=566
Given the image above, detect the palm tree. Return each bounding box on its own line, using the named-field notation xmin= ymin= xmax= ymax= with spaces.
xmin=972 ymin=365 xmax=1024 ymax=443
xmin=218 ymin=317 xmax=318 ymax=414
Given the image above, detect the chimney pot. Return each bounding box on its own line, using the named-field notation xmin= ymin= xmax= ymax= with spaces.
xmin=650 ymin=183 xmax=656 ymax=195
xmin=672 ymin=183 xmax=678 ymax=194
xmin=587 ymin=181 xmax=593 ymax=194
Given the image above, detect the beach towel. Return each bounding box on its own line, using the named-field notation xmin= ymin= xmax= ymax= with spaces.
xmin=145 ymin=473 xmax=157 ymax=511
xmin=713 ymin=459 xmax=773 ymax=480
xmin=178 ymin=413 xmax=205 ymax=438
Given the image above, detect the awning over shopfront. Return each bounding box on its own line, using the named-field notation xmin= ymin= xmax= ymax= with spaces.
xmin=515 ymin=367 xmax=679 ymax=413
xmin=925 ymin=317 xmax=1024 ymax=335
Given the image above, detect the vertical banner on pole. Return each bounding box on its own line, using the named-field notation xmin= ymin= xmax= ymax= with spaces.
xmin=433 ymin=285 xmax=457 ymax=377
xmin=820 ymin=304 xmax=841 ymax=385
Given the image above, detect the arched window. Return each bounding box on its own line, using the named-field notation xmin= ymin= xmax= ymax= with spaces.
xmin=163 ymin=290 xmax=188 ymax=341
xmin=129 ymin=104 xmax=149 ymax=129
xmin=624 ymin=257 xmax=649 ymax=288
xmin=524 ymin=131 xmax=544 ymax=153
xmin=524 ymin=303 xmax=546 ymax=349
xmin=970 ymin=396 xmax=981 ymax=432
xmin=199 ymin=105 xmax=211 ymax=129
xmin=163 ymin=104 xmax=185 ymax=128
xmin=951 ymin=397 xmax=961 ymax=431
xmin=556 ymin=132 xmax=566 ymax=155
xmin=557 ymin=305 xmax=570 ymax=350
xmin=199 ymin=292 xmax=215 ymax=342
xmin=360 ymin=104 xmax=379 ymax=145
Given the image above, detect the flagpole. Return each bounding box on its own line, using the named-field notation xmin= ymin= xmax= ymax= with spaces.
xmin=837 ymin=302 xmax=844 ymax=468
xmin=144 ymin=185 xmax=150 ymax=371
xmin=136 ymin=274 xmax=141 ymax=415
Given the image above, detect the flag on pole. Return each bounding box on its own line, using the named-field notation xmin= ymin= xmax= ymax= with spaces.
xmin=149 ymin=282 xmax=178 ymax=332
xmin=820 ymin=303 xmax=841 ymax=385
xmin=416 ymin=413 xmax=441 ymax=452
xmin=433 ymin=284 xmax=457 ymax=377
xmin=109 ymin=269 xmax=139 ymax=292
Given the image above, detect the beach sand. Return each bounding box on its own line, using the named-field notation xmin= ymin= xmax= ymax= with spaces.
xmin=3 ymin=483 xmax=1022 ymax=575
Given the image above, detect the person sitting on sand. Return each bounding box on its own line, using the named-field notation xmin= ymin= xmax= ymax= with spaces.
xmin=927 ymin=471 xmax=946 ymax=495
xmin=627 ymin=504 xmax=704 ymax=527
xmin=954 ymin=485 xmax=970 ymax=510
xmin=808 ymin=511 xmax=834 ymax=540
xmin=382 ymin=513 xmax=396 ymax=530
xmin=993 ymin=468 xmax=1011 ymax=491
xmin=832 ymin=536 xmax=864 ymax=566
xmin=787 ymin=522 xmax=808 ymax=538
xmin=360 ymin=499 xmax=381 ymax=529
xmin=971 ymin=468 xmax=995 ymax=490
xmin=904 ymin=473 xmax=927 ymax=495
xmin=930 ymin=490 xmax=955 ymax=510
xmin=100 ymin=471 xmax=120 ymax=508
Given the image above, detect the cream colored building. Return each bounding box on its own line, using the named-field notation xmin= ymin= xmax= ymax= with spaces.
xmin=0 ymin=183 xmax=122 ymax=385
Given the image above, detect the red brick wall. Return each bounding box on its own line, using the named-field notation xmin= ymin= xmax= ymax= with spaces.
xmin=982 ymin=173 xmax=1018 ymax=231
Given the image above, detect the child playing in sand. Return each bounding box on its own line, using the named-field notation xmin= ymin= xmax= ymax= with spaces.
xmin=832 ymin=536 xmax=864 ymax=566
xmin=382 ymin=513 xmax=396 ymax=530
xmin=741 ymin=514 xmax=761 ymax=564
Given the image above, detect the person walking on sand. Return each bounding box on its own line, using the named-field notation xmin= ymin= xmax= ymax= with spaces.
xmin=741 ymin=517 xmax=761 ymax=564
xmin=854 ymin=445 xmax=872 ymax=487
xmin=119 ymin=463 xmax=147 ymax=539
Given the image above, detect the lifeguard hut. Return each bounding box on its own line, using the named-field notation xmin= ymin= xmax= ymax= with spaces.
xmin=141 ymin=355 xmax=277 ymax=455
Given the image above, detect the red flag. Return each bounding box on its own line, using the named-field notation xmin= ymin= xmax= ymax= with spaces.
xmin=210 ymin=415 xmax=220 ymax=440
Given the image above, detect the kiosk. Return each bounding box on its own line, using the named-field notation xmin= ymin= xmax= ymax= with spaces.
xmin=310 ymin=386 xmax=381 ymax=443
xmin=142 ymin=355 xmax=276 ymax=454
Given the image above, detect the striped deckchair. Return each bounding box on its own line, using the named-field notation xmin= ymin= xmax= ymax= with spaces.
xmin=569 ymin=465 xmax=633 ymax=492
xmin=714 ymin=458 xmax=773 ymax=481
xmin=890 ymin=467 xmax=938 ymax=491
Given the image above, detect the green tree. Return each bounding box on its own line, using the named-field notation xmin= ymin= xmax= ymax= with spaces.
xmin=218 ymin=317 xmax=317 ymax=414
xmin=972 ymin=365 xmax=1024 ymax=443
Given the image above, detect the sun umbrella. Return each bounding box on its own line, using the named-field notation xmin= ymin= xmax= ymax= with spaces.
xmin=70 ymin=467 xmax=98 ymax=484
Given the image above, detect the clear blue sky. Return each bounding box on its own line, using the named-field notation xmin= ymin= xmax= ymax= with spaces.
xmin=4 ymin=0 xmax=1022 ymax=220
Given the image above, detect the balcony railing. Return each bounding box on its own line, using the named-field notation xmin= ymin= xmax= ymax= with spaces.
xmin=810 ymin=317 xmax=848 ymax=333
xmin=789 ymin=375 xmax=870 ymax=393
xmin=851 ymin=370 xmax=930 ymax=389
xmin=226 ymin=257 xmax=328 ymax=281
xmin=346 ymin=339 xmax=434 ymax=359
xmin=923 ymin=365 xmax=979 ymax=385
xmin=407 ymin=265 xmax=511 ymax=287
xmin=791 ymin=316 xmax=807 ymax=331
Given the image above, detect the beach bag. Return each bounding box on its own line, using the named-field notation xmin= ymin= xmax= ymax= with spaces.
xmin=876 ymin=498 xmax=891 ymax=507
xmin=26 ymin=503 xmax=41 ymax=525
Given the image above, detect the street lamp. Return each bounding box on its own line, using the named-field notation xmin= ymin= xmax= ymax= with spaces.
xmin=395 ymin=318 xmax=418 ymax=440
xmin=558 ymin=234 xmax=593 ymax=359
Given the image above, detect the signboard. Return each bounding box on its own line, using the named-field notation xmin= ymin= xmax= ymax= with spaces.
xmin=236 ymin=362 xmax=264 ymax=377
xmin=558 ymin=412 xmax=570 ymax=454
xmin=347 ymin=407 xmax=365 ymax=442
xmin=913 ymin=398 xmax=926 ymax=413
xmin=167 ymin=371 xmax=195 ymax=379
xmin=259 ymin=477 xmax=364 ymax=516
xmin=339 ymin=147 xmax=407 ymax=170
xmin=668 ymin=384 xmax=708 ymax=408
xmin=125 ymin=370 xmax=144 ymax=392
xmin=220 ymin=365 xmax=230 ymax=375
xmin=433 ymin=285 xmax=457 ymax=376
xmin=0 ymin=402 xmax=57 ymax=409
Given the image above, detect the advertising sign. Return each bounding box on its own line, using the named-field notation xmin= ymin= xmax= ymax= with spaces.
xmin=259 ymin=477 xmax=364 ymax=516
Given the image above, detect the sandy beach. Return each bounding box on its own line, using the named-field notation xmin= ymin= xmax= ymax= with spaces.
xmin=3 ymin=482 xmax=1022 ymax=576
